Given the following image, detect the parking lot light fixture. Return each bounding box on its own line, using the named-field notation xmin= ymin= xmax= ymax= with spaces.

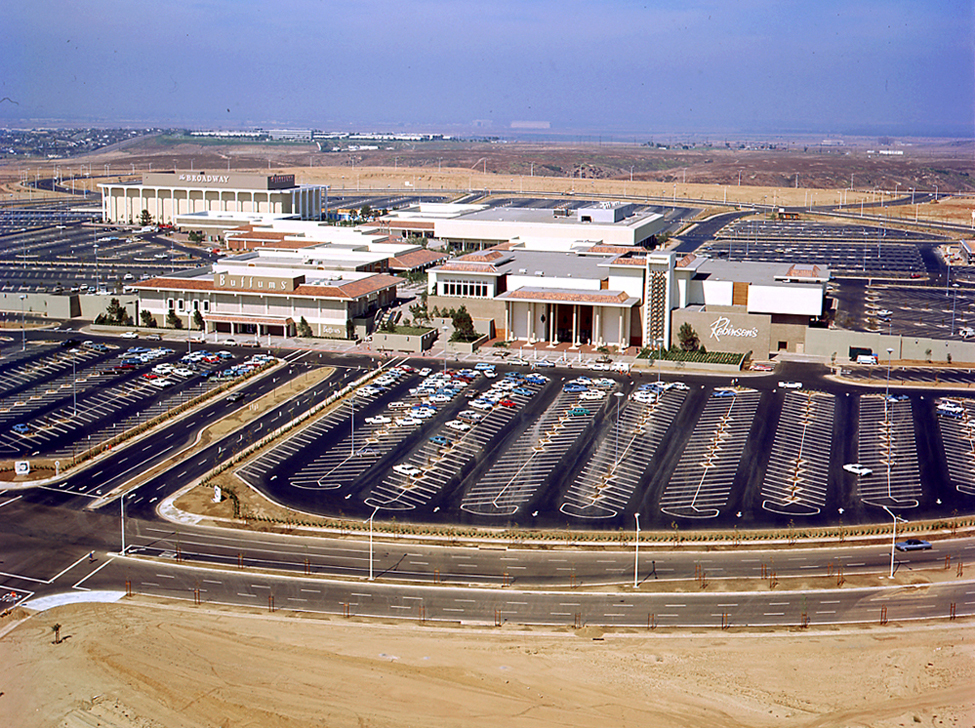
xmin=19 ymin=294 xmax=26 ymax=350
xmin=633 ymin=512 xmax=640 ymax=588
xmin=614 ymin=391 xmax=625 ymax=468
xmin=443 ymin=325 xmax=448 ymax=374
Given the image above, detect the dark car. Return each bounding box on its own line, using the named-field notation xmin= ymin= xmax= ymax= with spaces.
xmin=895 ymin=539 xmax=932 ymax=552
xmin=60 ymin=338 xmax=80 ymax=349
xmin=226 ymin=392 xmax=246 ymax=402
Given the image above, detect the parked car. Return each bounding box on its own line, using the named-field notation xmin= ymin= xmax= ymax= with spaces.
xmin=12 ymin=423 xmax=32 ymax=435
xmin=429 ymin=435 xmax=451 ymax=447
xmin=392 ymin=463 xmax=422 ymax=477
xmin=842 ymin=463 xmax=873 ymax=476
xmin=365 ymin=415 xmax=392 ymax=425
xmin=568 ymin=407 xmax=591 ymax=417
xmin=445 ymin=420 xmax=471 ymax=432
xmin=778 ymin=381 xmax=803 ymax=389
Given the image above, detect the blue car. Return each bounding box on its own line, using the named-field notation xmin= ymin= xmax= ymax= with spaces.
xmin=563 ymin=384 xmax=587 ymax=393
xmin=12 ymin=423 xmax=32 ymax=435
xmin=429 ymin=435 xmax=451 ymax=446
xmin=513 ymin=387 xmax=534 ymax=397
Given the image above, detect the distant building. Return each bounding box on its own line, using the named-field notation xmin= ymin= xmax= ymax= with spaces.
xmin=99 ymin=172 xmax=326 ymax=225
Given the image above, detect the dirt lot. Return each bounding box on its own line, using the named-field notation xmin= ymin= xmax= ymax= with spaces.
xmin=2 ymin=135 xmax=973 ymax=205
xmin=1 ymin=600 xmax=971 ymax=728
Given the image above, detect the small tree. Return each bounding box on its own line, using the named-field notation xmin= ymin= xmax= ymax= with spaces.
xmin=139 ymin=209 xmax=153 ymax=227
xmin=450 ymin=305 xmax=479 ymax=342
xmin=104 ymin=298 xmax=132 ymax=326
xmin=359 ymin=204 xmax=372 ymax=220
xmin=192 ymin=309 xmax=204 ymax=331
xmin=346 ymin=319 xmax=355 ymax=340
xmin=188 ymin=231 xmax=204 ymax=244
xmin=678 ymin=322 xmax=699 ymax=351
xmin=166 ymin=310 xmax=183 ymax=329
xmin=52 ymin=623 xmax=62 ymax=644
xmin=140 ymin=310 xmax=157 ymax=328
xmin=297 ymin=316 xmax=313 ymax=337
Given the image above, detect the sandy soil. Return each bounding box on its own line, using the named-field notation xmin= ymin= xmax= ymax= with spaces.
xmin=0 ymin=601 xmax=971 ymax=728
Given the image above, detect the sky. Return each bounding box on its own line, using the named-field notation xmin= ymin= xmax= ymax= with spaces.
xmin=4 ymin=0 xmax=973 ymax=137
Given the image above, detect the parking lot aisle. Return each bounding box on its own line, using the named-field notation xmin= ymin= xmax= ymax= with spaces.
xmin=560 ymin=389 xmax=688 ymax=519
xmin=459 ymin=390 xmax=596 ymax=517
xmin=857 ymin=395 xmax=922 ymax=508
xmin=936 ymin=397 xmax=975 ymax=496
xmin=760 ymin=391 xmax=835 ymax=516
xmin=659 ymin=388 xmax=761 ymax=519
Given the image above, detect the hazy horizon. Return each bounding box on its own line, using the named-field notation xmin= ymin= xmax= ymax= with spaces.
xmin=5 ymin=1 xmax=973 ymax=139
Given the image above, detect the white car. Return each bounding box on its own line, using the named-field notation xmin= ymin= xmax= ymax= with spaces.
xmin=778 ymin=381 xmax=803 ymax=389
xmin=417 ymin=368 xmax=432 ymax=377
xmin=364 ymin=415 xmax=392 ymax=425
xmin=843 ymin=463 xmax=873 ymax=476
xmin=445 ymin=420 xmax=471 ymax=432
xmin=388 ymin=401 xmax=411 ymax=409
xmin=152 ymin=364 xmax=173 ymax=375
xmin=392 ymin=463 xmax=422 ymax=477
xmin=395 ymin=417 xmax=421 ymax=427
xmin=150 ymin=378 xmax=174 ymax=387
xmin=470 ymin=399 xmax=494 ymax=411
xmin=580 ymin=390 xmax=607 ymax=400
xmin=120 ymin=331 xmax=138 ymax=339
xmin=172 ymin=367 xmax=196 ymax=377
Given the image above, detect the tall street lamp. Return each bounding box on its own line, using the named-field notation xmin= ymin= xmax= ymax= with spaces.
xmin=633 ymin=512 xmax=641 ymax=588
xmin=368 ymin=505 xmax=380 ymax=580
xmin=442 ymin=324 xmax=449 ymax=374
xmin=614 ymin=391 xmax=625 ymax=469
xmin=20 ymin=295 xmax=27 ymax=350
xmin=882 ymin=505 xmax=906 ymax=578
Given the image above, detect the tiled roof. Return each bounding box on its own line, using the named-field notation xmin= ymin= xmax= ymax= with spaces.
xmin=459 ymin=250 xmax=506 ymax=263
xmin=785 ymin=264 xmax=822 ymax=278
xmin=498 ymin=287 xmax=636 ymax=305
xmin=435 ymin=262 xmax=498 ymax=273
xmin=388 ymin=248 xmax=448 ymax=270
xmin=586 ymin=245 xmax=634 ymax=254
xmin=609 ymin=256 xmax=649 ymax=266
xmin=676 ymin=253 xmax=698 ymax=268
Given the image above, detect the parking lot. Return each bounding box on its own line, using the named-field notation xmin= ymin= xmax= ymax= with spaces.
xmin=863 ymin=283 xmax=975 ymax=339
xmin=0 ymin=221 xmax=214 ymax=294
xmin=224 ymin=358 xmax=975 ymax=529
xmin=0 ymin=337 xmax=278 ymax=459
xmin=700 ymin=219 xmax=938 ymax=278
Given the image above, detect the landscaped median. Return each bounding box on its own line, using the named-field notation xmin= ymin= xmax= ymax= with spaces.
xmin=636 ymin=347 xmax=746 ymax=374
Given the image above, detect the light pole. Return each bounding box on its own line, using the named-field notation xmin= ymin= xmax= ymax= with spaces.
xmin=633 ymin=512 xmax=641 ymax=588
xmin=19 ymin=295 xmax=26 ymax=350
xmin=350 ymin=396 xmax=355 ymax=457
xmin=882 ymin=505 xmax=906 ymax=578
xmin=121 ymin=493 xmax=126 ymax=554
xmin=442 ymin=324 xmax=449 ymax=374
xmin=951 ymin=283 xmax=959 ymax=337
xmin=368 ymin=505 xmax=380 ymax=580
xmin=885 ymin=347 xmax=894 ymax=399
xmin=614 ymin=391 xmax=625 ymax=468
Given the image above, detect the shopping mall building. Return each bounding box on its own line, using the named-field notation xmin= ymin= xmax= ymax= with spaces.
xmin=99 ymin=172 xmax=327 ymax=225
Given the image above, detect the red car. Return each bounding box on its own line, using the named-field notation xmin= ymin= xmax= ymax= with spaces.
xmin=499 ymin=399 xmax=517 ymax=408
xmin=142 ymin=373 xmax=158 ymax=380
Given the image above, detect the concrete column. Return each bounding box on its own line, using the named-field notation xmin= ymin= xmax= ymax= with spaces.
xmin=527 ymin=304 xmax=534 ymax=343
xmin=595 ymin=308 xmax=602 ymax=346
xmin=504 ymin=303 xmax=510 ymax=341
xmin=619 ymin=309 xmax=625 ymax=350
xmin=572 ymin=305 xmax=579 ymax=347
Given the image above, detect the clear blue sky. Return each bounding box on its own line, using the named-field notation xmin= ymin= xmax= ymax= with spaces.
xmin=4 ymin=0 xmax=972 ymax=137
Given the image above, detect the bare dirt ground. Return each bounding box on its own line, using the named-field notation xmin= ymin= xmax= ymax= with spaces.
xmin=0 ymin=600 xmax=971 ymax=728
xmin=2 ymin=135 xmax=973 ymax=209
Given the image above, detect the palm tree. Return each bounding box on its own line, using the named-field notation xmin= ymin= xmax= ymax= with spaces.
xmin=52 ymin=623 xmax=61 ymax=644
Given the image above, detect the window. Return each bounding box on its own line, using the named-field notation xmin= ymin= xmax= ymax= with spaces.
xmin=177 ymin=299 xmax=185 ymax=312
xmin=167 ymin=298 xmax=174 ymax=310
xmin=193 ymin=300 xmax=200 ymax=311
xmin=202 ymin=300 xmax=210 ymax=313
